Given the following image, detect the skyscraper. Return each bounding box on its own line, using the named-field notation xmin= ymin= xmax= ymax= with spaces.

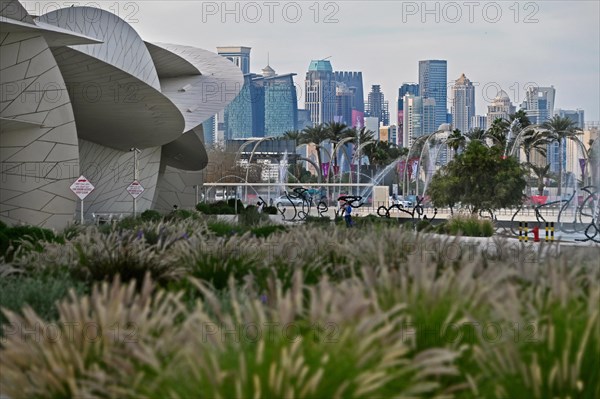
xmin=471 ymin=115 xmax=487 ymax=130
xmin=224 ymin=73 xmax=264 ymax=139
xmin=397 ymin=83 xmax=419 ymax=146
xmin=217 ymin=46 xmax=251 ymax=74
xmin=419 ymin=60 xmax=448 ymax=131
xmin=451 ymin=73 xmax=475 ymax=133
xmin=402 ymin=94 xmax=437 ymax=148
xmin=521 ymin=86 xmax=556 ymax=125
xmin=221 ymin=54 xmax=298 ymax=139
xmin=365 ymin=85 xmax=390 ymax=126
xmin=333 ymin=71 xmax=364 ymax=126
xmin=556 ymin=109 xmax=585 ymax=129
xmin=486 ymin=90 xmax=516 ymax=127
xmin=305 ymin=59 xmax=336 ymax=125
xmin=263 ymin=66 xmax=298 ymax=137
xmin=335 ymin=82 xmax=354 ymax=125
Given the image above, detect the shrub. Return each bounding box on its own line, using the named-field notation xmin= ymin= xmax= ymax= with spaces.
xmin=415 ymin=219 xmax=433 ymax=232
xmin=263 ymin=205 xmax=278 ymax=215
xmin=165 ymin=209 xmax=198 ymax=221
xmin=0 ymin=273 xmax=87 ymax=335
xmin=445 ymin=216 xmax=494 ymax=237
xmin=250 ymin=225 xmax=287 ymax=238
xmin=239 ymin=206 xmax=269 ymax=226
xmin=206 ymin=220 xmax=240 ymax=236
xmin=140 ymin=209 xmax=162 ymax=222
xmin=0 ymin=225 xmax=60 ymax=260
xmin=305 ymin=215 xmax=331 ymax=224
xmin=195 ymin=202 xmax=211 ymax=214
xmin=227 ymin=198 xmax=244 ymax=210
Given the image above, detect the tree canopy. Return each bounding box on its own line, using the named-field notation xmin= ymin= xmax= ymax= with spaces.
xmin=427 ymin=140 xmax=527 ymax=213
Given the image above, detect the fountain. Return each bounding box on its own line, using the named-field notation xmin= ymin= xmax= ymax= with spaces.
xmin=359 ymin=156 xmax=405 ymax=201
xmin=278 ymin=151 xmax=289 ymax=196
xmin=421 ymin=140 xmax=446 ymax=197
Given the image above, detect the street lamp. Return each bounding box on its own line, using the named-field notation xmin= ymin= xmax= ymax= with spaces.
xmin=130 ymin=147 xmax=141 ymax=217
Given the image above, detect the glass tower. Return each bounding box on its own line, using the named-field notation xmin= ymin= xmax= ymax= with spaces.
xmin=419 ymin=60 xmax=448 ymax=131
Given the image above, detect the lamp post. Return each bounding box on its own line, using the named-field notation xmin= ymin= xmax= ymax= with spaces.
xmin=130 ymin=147 xmax=141 ymax=217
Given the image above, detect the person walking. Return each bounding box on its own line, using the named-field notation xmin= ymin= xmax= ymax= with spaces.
xmin=344 ymin=203 xmax=353 ymax=227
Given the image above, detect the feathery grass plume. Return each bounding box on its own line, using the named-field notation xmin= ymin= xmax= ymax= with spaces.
xmin=472 ymin=253 xmax=600 ymax=398
xmin=142 ymin=271 xmax=461 ymax=398
xmin=0 ymin=274 xmax=187 ymax=398
xmin=4 ymin=221 xmax=197 ymax=285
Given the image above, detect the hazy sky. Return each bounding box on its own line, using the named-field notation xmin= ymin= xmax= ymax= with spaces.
xmin=55 ymin=1 xmax=600 ymax=122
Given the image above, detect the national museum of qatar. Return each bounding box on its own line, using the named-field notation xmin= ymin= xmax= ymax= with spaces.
xmin=0 ymin=0 xmax=243 ymax=228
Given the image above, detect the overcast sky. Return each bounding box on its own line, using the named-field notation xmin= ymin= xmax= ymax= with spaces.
xmin=58 ymin=1 xmax=600 ymax=122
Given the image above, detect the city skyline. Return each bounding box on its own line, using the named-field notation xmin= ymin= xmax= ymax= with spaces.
xmin=113 ymin=1 xmax=599 ymax=122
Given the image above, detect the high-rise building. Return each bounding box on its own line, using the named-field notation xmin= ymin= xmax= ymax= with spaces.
xmin=451 ymin=73 xmax=475 ymax=134
xmin=471 ymin=115 xmax=487 ymax=131
xmin=202 ymin=115 xmax=216 ymax=146
xmin=305 ymin=59 xmax=336 ymax=125
xmin=556 ymin=109 xmax=585 ymax=129
xmin=379 ymin=125 xmax=398 ymax=145
xmin=365 ymin=85 xmax=390 ymax=126
xmin=521 ymin=86 xmax=556 ymax=125
xmin=297 ymin=109 xmax=312 ymax=130
xmin=364 ymin=117 xmax=380 ymax=139
xmin=486 ymin=90 xmax=516 ymax=127
xmin=224 ymin=73 xmax=265 ymax=139
xmin=335 ymin=82 xmax=354 ymax=125
xmin=263 ymin=66 xmax=298 ymax=137
xmin=419 ymin=60 xmax=448 ymax=131
xmin=222 ymin=56 xmax=298 ymax=139
xmin=402 ymin=94 xmax=438 ymax=149
xmin=334 ymin=71 xmax=364 ymax=126
xmin=217 ymin=46 xmax=251 ymax=74
xmin=403 ymin=95 xmax=422 ymax=148
xmin=397 ymin=83 xmax=419 ymax=146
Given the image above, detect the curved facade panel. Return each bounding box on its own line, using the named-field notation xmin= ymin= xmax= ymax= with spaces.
xmin=38 ymin=7 xmax=161 ymax=91
xmin=161 ymin=126 xmax=208 ymax=171
xmin=0 ymin=2 xmax=243 ymax=229
xmin=1 ymin=2 xmax=80 ymax=229
xmin=148 ymin=43 xmax=245 ymax=133
xmin=49 ymin=45 xmax=185 ymax=150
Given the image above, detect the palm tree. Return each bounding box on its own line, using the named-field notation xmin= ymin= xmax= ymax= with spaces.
xmin=527 ymin=163 xmax=554 ymax=196
xmin=300 ymin=124 xmax=330 ymax=178
xmin=282 ymin=130 xmax=302 ymax=146
xmin=324 ymin=122 xmax=350 ymax=179
xmin=446 ymin=129 xmax=466 ymax=152
xmin=283 ymin=130 xmax=303 ymax=179
xmin=345 ymin=126 xmax=375 ymax=145
xmin=520 ymin=129 xmax=551 ymax=165
xmin=466 ymin=127 xmax=486 ymax=142
xmin=485 ymin=118 xmax=510 ymax=149
xmin=509 ymin=109 xmax=532 ymax=129
xmin=541 ymin=115 xmax=582 ymax=195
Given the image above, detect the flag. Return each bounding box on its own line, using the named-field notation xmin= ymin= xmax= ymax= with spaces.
xmin=322 ymin=162 xmax=330 ymax=179
xmin=411 ymin=160 xmax=419 ymax=182
xmin=579 ymin=158 xmax=586 ymax=177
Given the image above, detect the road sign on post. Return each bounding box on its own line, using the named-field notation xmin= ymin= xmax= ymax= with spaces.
xmin=70 ymin=175 xmax=94 ymax=224
xmin=127 ymin=180 xmax=144 ymax=217
xmin=127 ymin=180 xmax=144 ymax=199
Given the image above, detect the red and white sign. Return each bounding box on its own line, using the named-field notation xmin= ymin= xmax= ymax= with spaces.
xmin=70 ymin=175 xmax=95 ymax=200
xmin=126 ymin=180 xmax=144 ymax=198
